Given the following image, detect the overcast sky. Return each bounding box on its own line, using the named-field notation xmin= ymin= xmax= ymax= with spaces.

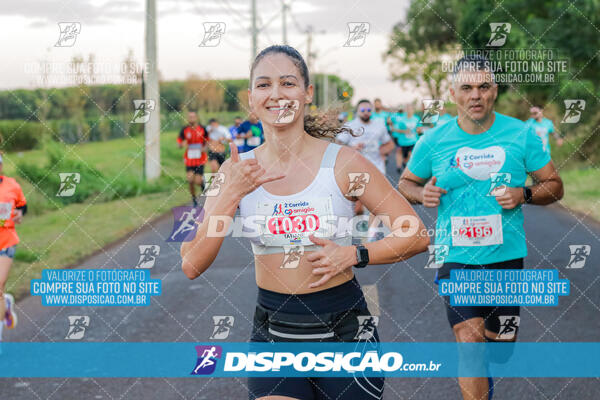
xmin=0 ymin=0 xmax=419 ymax=106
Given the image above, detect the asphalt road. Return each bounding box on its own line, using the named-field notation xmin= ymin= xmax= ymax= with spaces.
xmin=1 ymin=159 xmax=599 ymax=400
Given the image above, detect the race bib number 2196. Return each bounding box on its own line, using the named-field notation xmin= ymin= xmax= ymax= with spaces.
xmin=451 ymin=214 xmax=503 ymax=247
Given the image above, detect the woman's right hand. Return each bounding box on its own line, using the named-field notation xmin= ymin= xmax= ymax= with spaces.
xmin=225 ymin=142 xmax=285 ymax=199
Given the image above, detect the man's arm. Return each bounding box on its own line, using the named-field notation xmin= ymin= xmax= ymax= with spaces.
xmin=177 ymin=127 xmax=186 ymax=148
xmin=398 ymin=169 xmax=447 ymax=207
xmin=398 ymin=169 xmax=427 ymax=204
xmin=379 ymin=139 xmax=395 ymax=156
xmin=528 ymin=161 xmax=564 ymax=205
xmin=494 ymin=161 xmax=563 ymax=209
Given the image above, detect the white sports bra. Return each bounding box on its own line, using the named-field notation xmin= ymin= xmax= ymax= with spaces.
xmin=238 ymin=142 xmax=354 ymax=255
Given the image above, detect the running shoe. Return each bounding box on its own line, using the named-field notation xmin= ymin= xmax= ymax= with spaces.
xmin=4 ymin=293 xmax=17 ymax=329
xmin=192 ymin=197 xmax=198 ymax=208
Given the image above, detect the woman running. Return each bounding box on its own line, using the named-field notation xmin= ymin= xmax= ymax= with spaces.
xmin=0 ymin=154 xmax=27 ymax=341
xmin=181 ymin=45 xmax=429 ymax=400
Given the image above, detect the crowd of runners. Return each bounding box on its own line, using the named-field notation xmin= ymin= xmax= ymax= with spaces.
xmin=0 ymin=43 xmax=567 ymax=400
xmin=180 ymin=45 xmax=564 ymax=400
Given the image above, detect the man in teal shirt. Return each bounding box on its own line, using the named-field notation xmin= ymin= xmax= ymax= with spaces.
xmin=398 ymin=55 xmax=564 ymax=400
xmin=371 ymin=98 xmax=392 ymax=134
xmin=390 ymin=104 xmax=419 ymax=173
xmin=525 ymin=105 xmax=563 ymax=156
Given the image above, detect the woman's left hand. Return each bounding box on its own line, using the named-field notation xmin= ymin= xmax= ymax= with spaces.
xmin=306 ymin=235 xmax=357 ymax=288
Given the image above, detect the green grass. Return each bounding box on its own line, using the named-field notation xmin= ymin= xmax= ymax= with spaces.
xmin=2 ymin=131 xmax=202 ymax=300
xmin=558 ymin=167 xmax=600 ymax=221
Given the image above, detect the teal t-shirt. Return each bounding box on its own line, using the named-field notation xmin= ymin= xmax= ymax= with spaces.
xmin=391 ymin=114 xmax=419 ymax=146
xmin=407 ymin=112 xmax=551 ymax=265
xmin=525 ymin=117 xmax=554 ymax=155
xmin=436 ymin=113 xmax=453 ymax=127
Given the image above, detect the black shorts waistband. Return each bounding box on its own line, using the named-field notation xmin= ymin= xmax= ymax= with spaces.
xmin=257 ymin=276 xmax=367 ymax=315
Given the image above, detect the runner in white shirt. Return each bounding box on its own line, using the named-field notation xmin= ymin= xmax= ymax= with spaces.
xmin=337 ymin=99 xmax=395 ymax=174
xmin=337 ymin=99 xmax=395 ymax=241
xmin=206 ymin=118 xmax=232 ymax=172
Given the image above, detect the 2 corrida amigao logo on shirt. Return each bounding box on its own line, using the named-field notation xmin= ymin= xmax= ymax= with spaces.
xmin=271 ymin=201 xmax=315 ymax=216
xmin=450 ymin=146 xmax=506 ymax=180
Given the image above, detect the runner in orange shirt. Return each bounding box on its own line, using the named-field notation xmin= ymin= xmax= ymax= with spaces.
xmin=177 ymin=111 xmax=209 ymax=207
xmin=0 ymin=154 xmax=27 ymax=339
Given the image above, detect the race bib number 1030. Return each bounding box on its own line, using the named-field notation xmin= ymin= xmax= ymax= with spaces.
xmin=256 ymin=197 xmax=335 ymax=246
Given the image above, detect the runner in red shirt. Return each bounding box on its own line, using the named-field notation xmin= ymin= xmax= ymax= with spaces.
xmin=177 ymin=111 xmax=208 ymax=207
xmin=0 ymin=154 xmax=27 ymax=337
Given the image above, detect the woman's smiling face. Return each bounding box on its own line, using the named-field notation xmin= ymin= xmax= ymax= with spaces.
xmin=249 ymin=53 xmax=312 ymax=126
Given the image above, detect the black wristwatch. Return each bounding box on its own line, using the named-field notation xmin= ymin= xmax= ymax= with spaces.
xmin=523 ymin=187 xmax=533 ymax=204
xmin=353 ymin=245 xmax=369 ymax=268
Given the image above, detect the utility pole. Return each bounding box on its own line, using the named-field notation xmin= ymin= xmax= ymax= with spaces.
xmin=251 ymin=0 xmax=257 ymax=59
xmin=323 ymin=74 xmax=329 ymax=108
xmin=144 ymin=0 xmax=160 ymax=181
xmin=282 ymin=0 xmax=288 ymax=45
xmin=306 ymin=25 xmax=313 ymax=71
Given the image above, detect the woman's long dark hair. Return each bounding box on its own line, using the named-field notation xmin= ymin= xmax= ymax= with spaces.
xmin=250 ymin=45 xmax=356 ymax=140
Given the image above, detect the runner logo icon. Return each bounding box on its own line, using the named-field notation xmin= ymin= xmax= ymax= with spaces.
xmin=561 ymin=100 xmax=585 ymax=124
xmin=131 ymin=99 xmax=156 ymax=123
xmin=191 ymin=345 xmax=222 ymax=375
xmin=421 ymin=100 xmax=443 ymax=124
xmin=347 ymin=173 xmax=371 ymax=197
xmin=136 ymin=245 xmax=160 ymax=269
xmin=496 ymin=316 xmax=520 ymax=340
xmin=354 ymin=316 xmax=379 ymax=340
xmin=344 ymin=22 xmax=370 ymax=47
xmin=281 ymin=245 xmax=304 ymax=269
xmin=486 ymin=23 xmax=511 ymax=47
xmin=200 ymin=22 xmax=226 ymax=47
xmin=55 ymin=22 xmax=81 ymax=47
xmin=65 ymin=315 xmax=90 ymax=340
xmin=488 ymin=172 xmax=511 ymax=196
xmin=203 ymin=173 xmax=225 ymax=196
xmin=57 ymin=173 xmax=81 ymax=197
xmin=210 ymin=316 xmax=234 ymax=340
xmin=168 ymin=206 xmax=203 ymax=242
xmin=425 ymin=245 xmax=449 ymax=269
xmin=566 ymin=245 xmax=591 ymax=269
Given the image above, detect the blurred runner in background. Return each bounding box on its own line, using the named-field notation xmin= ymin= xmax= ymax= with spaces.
xmin=0 ymin=154 xmax=27 ymax=342
xmin=238 ymin=113 xmax=264 ymax=152
xmin=206 ymin=118 xmax=231 ymax=172
xmin=525 ymin=105 xmax=563 ymax=156
xmin=338 ymin=99 xmax=395 ymax=241
xmin=177 ymin=111 xmax=208 ymax=207
xmin=390 ymin=103 xmax=419 ymax=174
xmin=229 ymin=116 xmax=245 ymax=153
